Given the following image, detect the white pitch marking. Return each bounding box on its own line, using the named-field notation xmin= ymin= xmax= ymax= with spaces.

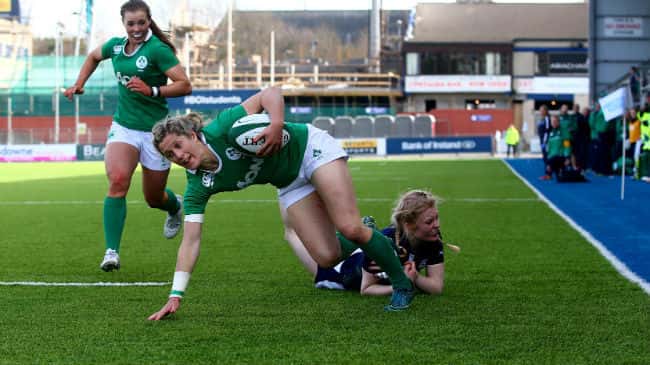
xmin=0 ymin=197 xmax=538 ymax=206
xmin=0 ymin=281 xmax=170 ymax=287
xmin=502 ymin=160 xmax=650 ymax=295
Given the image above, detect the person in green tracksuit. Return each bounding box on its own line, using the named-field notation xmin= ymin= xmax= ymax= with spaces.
xmin=147 ymin=87 xmax=416 ymax=320
xmin=559 ymin=104 xmax=577 ymax=143
xmin=545 ymin=115 xmax=571 ymax=179
xmin=63 ymin=0 xmax=192 ymax=272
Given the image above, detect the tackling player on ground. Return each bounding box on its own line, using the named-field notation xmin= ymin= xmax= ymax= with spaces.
xmin=148 ymin=87 xmax=416 ymax=319
xmin=286 ymin=190 xmax=459 ymax=295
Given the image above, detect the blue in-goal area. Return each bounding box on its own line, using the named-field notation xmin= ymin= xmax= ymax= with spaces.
xmin=505 ymin=158 xmax=650 ymax=294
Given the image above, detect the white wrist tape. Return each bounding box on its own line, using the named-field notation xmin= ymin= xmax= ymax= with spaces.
xmin=169 ymin=271 xmax=191 ymax=298
xmin=152 ymin=86 xmax=160 ymax=97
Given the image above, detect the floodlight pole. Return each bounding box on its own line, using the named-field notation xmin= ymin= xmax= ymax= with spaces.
xmin=227 ymin=0 xmax=233 ymax=90
xmin=54 ymin=22 xmax=64 ymax=144
xmin=270 ymin=31 xmax=275 ymax=86
xmin=185 ymin=32 xmax=191 ymax=114
xmin=74 ymin=1 xmax=83 ymax=145
xmin=7 ymin=97 xmax=12 ymax=145
xmin=185 ymin=32 xmax=191 ymax=78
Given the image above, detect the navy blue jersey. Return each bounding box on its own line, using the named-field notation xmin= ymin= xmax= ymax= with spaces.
xmin=314 ymin=226 xmax=445 ymax=291
xmin=375 ymin=226 xmax=445 ymax=271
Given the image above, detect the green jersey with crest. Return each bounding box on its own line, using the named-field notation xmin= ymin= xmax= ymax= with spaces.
xmin=101 ymin=34 xmax=179 ymax=131
xmin=183 ymin=105 xmax=309 ymax=215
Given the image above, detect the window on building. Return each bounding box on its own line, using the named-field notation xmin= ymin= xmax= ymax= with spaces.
xmin=535 ymin=52 xmax=588 ymax=76
xmin=419 ymin=51 xmax=511 ymax=75
xmin=320 ymin=96 xmax=335 ymax=106
xmin=465 ymin=99 xmax=496 ymax=110
xmin=425 ymin=99 xmax=437 ymax=111
xmin=406 ymin=52 xmax=420 ymax=75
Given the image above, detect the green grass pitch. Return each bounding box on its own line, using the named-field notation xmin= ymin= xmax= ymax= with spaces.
xmin=0 ymin=159 xmax=648 ymax=364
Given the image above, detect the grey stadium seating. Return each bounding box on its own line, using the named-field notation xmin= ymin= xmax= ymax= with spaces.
xmin=312 ymin=116 xmax=335 ymax=135
xmin=352 ymin=116 xmax=374 ymax=138
xmin=333 ymin=116 xmax=354 ymax=138
xmin=413 ymin=114 xmax=434 ymax=137
xmin=393 ymin=115 xmax=414 ymax=137
xmin=373 ymin=115 xmax=394 ymax=138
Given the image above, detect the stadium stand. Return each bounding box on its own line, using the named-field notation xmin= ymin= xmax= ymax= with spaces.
xmin=413 ymin=114 xmax=434 ymax=137
xmin=333 ymin=116 xmax=354 ymax=138
xmin=374 ymin=115 xmax=395 ymax=137
xmin=352 ymin=116 xmax=374 ymax=138
xmin=312 ymin=116 xmax=335 ymax=135
xmin=393 ymin=115 xmax=414 ymax=137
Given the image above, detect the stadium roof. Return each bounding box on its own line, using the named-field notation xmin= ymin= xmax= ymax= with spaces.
xmin=410 ymin=2 xmax=588 ymax=43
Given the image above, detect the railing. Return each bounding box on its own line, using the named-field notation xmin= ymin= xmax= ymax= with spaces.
xmin=0 ymin=128 xmax=109 ymax=145
xmin=604 ymin=62 xmax=650 ymax=108
xmin=190 ymin=71 xmax=401 ymax=91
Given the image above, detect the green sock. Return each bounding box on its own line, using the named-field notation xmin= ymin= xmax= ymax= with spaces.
xmin=360 ymin=230 xmax=413 ymax=290
xmin=104 ymin=196 xmax=126 ymax=252
xmin=336 ymin=232 xmax=360 ymax=259
xmin=161 ymin=188 xmax=180 ymax=214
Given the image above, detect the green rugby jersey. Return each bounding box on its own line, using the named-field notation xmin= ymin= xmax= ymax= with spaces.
xmin=101 ymin=34 xmax=179 ymax=131
xmin=183 ymin=106 xmax=309 ymax=215
xmin=559 ymin=114 xmax=576 ymax=141
xmin=546 ymin=128 xmax=570 ymax=158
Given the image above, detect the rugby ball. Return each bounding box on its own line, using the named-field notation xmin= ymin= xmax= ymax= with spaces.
xmin=227 ymin=114 xmax=290 ymax=155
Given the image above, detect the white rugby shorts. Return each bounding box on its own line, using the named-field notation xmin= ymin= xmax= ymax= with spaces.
xmin=106 ymin=121 xmax=171 ymax=171
xmin=277 ymin=124 xmax=348 ymax=209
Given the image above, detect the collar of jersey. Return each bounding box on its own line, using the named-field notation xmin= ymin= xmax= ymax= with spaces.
xmin=122 ymin=28 xmax=153 ymax=57
xmin=188 ymin=132 xmax=222 ymax=175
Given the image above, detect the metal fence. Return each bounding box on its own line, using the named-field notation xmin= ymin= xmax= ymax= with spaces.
xmin=0 ymin=127 xmax=109 ymax=145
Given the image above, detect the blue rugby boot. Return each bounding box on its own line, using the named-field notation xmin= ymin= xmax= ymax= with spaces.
xmin=384 ymin=285 xmax=415 ymax=312
xmin=362 ymin=215 xmax=377 ymax=230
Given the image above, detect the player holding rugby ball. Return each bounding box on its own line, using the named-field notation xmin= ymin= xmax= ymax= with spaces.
xmin=148 ymin=87 xmax=415 ymax=320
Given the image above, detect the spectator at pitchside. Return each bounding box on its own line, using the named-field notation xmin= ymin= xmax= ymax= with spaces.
xmin=537 ymin=105 xmax=552 ymax=180
xmin=573 ymin=105 xmax=591 ymax=171
xmin=626 ymin=107 xmax=642 ymax=178
xmin=558 ymin=104 xmax=577 ymax=168
xmin=637 ymin=106 xmax=650 ymax=182
xmin=505 ymin=124 xmax=520 ymax=158
xmin=588 ymin=102 xmax=602 ymax=172
xmin=544 ymin=115 xmax=571 ymax=180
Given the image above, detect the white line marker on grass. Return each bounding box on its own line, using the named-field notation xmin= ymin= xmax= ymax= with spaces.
xmin=502 ymin=160 xmax=650 ymax=295
xmin=0 ymin=197 xmax=538 ymax=206
xmin=0 ymin=281 xmax=170 ymax=287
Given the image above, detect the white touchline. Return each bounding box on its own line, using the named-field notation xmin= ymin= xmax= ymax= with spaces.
xmin=0 ymin=197 xmax=538 ymax=206
xmin=0 ymin=281 xmax=170 ymax=287
xmin=502 ymin=160 xmax=650 ymax=295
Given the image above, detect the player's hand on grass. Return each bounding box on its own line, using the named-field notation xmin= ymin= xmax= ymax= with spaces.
xmin=254 ymin=123 xmax=284 ymax=157
xmin=148 ymin=297 xmax=181 ymax=321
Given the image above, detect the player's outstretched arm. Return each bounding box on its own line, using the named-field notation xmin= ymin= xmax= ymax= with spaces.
xmin=414 ymin=264 xmax=444 ymax=295
xmin=63 ymin=46 xmax=104 ymax=101
xmin=148 ymin=221 xmax=203 ymax=321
